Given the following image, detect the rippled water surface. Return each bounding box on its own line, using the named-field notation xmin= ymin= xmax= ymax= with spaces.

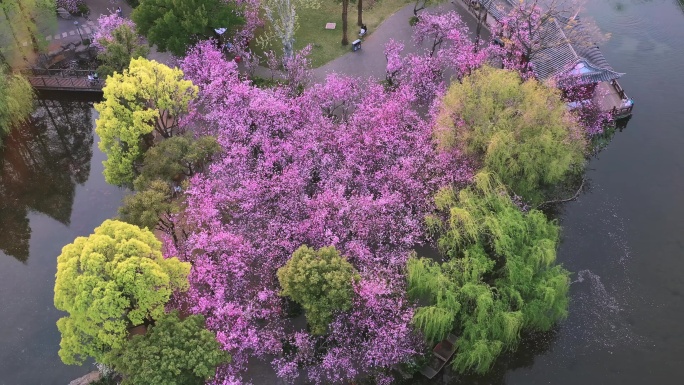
xmin=495 ymin=1 xmax=684 ymax=384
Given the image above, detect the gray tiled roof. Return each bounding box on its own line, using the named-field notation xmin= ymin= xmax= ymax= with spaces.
xmin=477 ymin=0 xmax=624 ymax=83
xmin=530 ymin=17 xmax=580 ymax=80
xmin=479 ymin=0 xmax=511 ymax=21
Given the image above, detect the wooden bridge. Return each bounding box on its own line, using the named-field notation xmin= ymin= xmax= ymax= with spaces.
xmin=21 ymin=68 xmax=103 ymax=93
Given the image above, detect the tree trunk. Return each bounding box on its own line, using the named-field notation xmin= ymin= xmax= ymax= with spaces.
xmin=413 ymin=0 xmax=425 ymax=17
xmin=357 ymin=0 xmax=363 ymax=26
xmin=342 ymin=0 xmax=349 ymax=45
xmin=475 ymin=6 xmax=486 ymax=52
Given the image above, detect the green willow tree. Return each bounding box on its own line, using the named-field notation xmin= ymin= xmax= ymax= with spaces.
xmin=54 ymin=220 xmax=191 ymax=365
xmin=0 ymin=65 xmax=34 ymax=138
xmin=132 ymin=0 xmax=244 ymax=56
xmin=409 ymin=172 xmax=570 ymax=374
xmin=108 ymin=311 xmax=230 ymax=385
xmin=435 ymin=66 xmax=586 ymax=205
xmin=277 ymin=245 xmax=359 ymax=334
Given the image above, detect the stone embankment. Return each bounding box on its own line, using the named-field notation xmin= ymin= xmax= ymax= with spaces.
xmin=68 ymin=371 xmax=101 ymax=385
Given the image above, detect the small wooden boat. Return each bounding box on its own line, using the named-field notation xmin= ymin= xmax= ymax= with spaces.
xmin=420 ymin=334 xmax=458 ymax=379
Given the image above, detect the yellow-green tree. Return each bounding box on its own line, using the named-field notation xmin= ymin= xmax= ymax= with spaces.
xmin=94 ymin=58 xmax=198 ymax=186
xmin=0 ymin=65 xmax=34 ymax=137
xmin=435 ymin=66 xmax=586 ymax=204
xmin=277 ymin=245 xmax=359 ymax=335
xmin=54 ymin=219 xmax=191 ymax=365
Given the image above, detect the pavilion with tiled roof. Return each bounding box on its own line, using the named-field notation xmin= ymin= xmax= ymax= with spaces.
xmin=462 ymin=0 xmax=633 ymax=117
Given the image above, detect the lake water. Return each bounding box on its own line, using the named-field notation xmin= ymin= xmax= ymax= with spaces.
xmin=0 ymin=96 xmax=125 ymax=384
xmin=1 ymin=0 xmax=683 ymax=384
xmin=466 ymin=0 xmax=684 ymax=384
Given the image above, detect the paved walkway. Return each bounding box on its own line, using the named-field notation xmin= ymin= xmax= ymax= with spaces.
xmin=313 ymin=1 xmax=491 ymax=82
xmin=40 ymin=0 xmax=134 ymax=50
xmin=43 ymin=19 xmax=97 ymax=44
xmin=33 ymin=0 xmax=489 ymax=78
xmin=39 ymin=0 xmax=176 ymax=64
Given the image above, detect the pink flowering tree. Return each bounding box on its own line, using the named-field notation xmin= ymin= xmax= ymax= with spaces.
xmin=283 ymin=45 xmax=313 ymax=95
xmin=92 ymin=13 xmax=136 ymax=49
xmin=274 ymin=279 xmax=424 ymax=384
xmin=263 ymin=49 xmax=281 ymax=81
xmin=384 ymin=39 xmax=404 ymax=87
xmin=413 ymin=11 xmax=487 ymax=73
xmin=553 ymin=71 xmax=614 ymax=137
xmin=56 ymin=0 xmax=84 ymax=14
xmin=488 ymin=2 xmax=543 ymax=78
xmin=490 ymin=0 xmax=607 ymax=79
xmin=231 ymin=0 xmax=263 ymax=48
xmin=385 ymin=12 xmax=488 ymax=104
xmin=175 ymin=41 xmax=473 ymax=383
xmin=413 ymin=11 xmax=464 ymax=57
xmin=306 ymin=73 xmax=360 ymax=122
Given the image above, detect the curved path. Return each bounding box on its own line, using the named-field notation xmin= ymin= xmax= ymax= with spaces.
xmin=312 ymin=2 xmax=489 ymax=82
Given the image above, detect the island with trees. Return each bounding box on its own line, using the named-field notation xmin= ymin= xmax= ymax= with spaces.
xmin=0 ymin=0 xmax=627 ymax=384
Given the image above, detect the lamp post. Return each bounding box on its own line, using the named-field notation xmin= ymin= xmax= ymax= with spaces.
xmin=73 ymin=21 xmax=83 ymax=43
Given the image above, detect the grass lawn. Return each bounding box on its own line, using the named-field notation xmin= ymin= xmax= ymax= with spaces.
xmin=253 ymin=0 xmax=413 ymax=68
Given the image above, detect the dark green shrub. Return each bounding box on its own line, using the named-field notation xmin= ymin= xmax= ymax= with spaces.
xmin=77 ymin=3 xmax=89 ymax=15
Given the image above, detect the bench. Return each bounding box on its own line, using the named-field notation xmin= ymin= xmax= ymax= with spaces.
xmin=56 ymin=7 xmax=72 ymax=19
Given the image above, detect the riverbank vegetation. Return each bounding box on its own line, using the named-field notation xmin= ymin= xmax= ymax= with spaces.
xmin=410 ymin=172 xmax=570 ymax=374
xmin=54 ymin=220 xmax=191 ymax=364
xmin=0 ymin=0 xmax=54 ymax=143
xmin=0 ymin=66 xmax=34 ymax=140
xmin=52 ymin=1 xmax=615 ymax=384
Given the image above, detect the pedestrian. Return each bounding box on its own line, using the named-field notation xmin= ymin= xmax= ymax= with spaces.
xmin=116 ymin=7 xmax=122 ymax=18
xmin=359 ymin=24 xmax=367 ymax=37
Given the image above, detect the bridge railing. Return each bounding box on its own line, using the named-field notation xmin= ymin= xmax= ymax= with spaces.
xmin=20 ymin=68 xmax=95 ymax=78
xmin=29 ymin=76 xmax=102 ymax=90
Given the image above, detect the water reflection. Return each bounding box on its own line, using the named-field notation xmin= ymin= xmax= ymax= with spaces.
xmin=0 ymin=98 xmax=93 ymax=262
xmin=589 ymin=116 xmax=631 ymax=155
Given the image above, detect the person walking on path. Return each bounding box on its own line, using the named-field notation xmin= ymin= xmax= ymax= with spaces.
xmin=116 ymin=7 xmax=123 ymax=18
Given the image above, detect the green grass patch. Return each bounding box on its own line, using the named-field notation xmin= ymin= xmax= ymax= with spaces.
xmin=253 ymin=0 xmax=412 ymax=67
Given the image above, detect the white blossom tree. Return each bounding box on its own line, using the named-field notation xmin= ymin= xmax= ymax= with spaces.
xmin=259 ymin=0 xmax=319 ymax=58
